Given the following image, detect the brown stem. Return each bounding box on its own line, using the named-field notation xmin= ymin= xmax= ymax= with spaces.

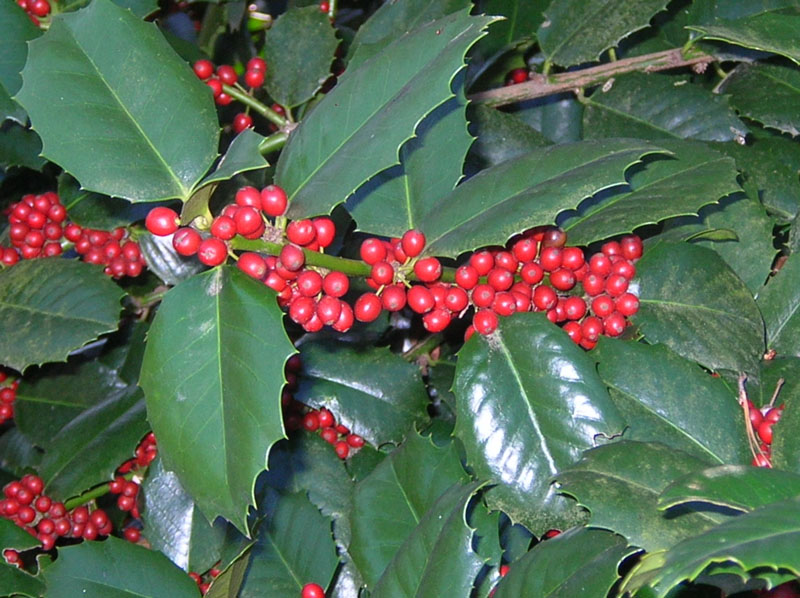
xmin=469 ymin=48 xmax=713 ymax=108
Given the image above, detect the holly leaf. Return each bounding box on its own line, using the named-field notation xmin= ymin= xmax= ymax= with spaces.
xmin=561 ymin=139 xmax=741 ymax=246
xmin=349 ymin=431 xmax=469 ymax=587
xmin=142 ymin=458 xmax=228 ymax=573
xmin=238 ymin=491 xmax=339 ymax=598
xmin=659 ymin=466 xmax=800 ymax=512
xmin=275 ymin=11 xmax=494 ymax=218
xmin=721 ymin=63 xmax=800 ymax=137
xmin=632 ymin=241 xmax=765 ymax=374
xmin=453 ymin=313 xmax=624 ymax=534
xmin=0 ymin=428 xmax=41 ymax=477
xmin=0 ymin=259 xmax=124 ymax=372
xmin=138 ymin=232 xmax=206 ymax=286
xmin=294 ymin=340 xmax=429 ymax=446
xmin=422 ymin=139 xmax=663 ymax=258
xmin=556 ymin=441 xmax=725 ymax=551
xmin=205 ymin=548 xmax=251 ymax=598
xmin=58 ymin=174 xmax=151 ymax=230
xmin=371 ymin=482 xmax=483 ymax=598
xmin=0 ymin=563 xmax=43 ymax=598
xmin=42 ymin=535 xmax=200 ymax=598
xmin=767 ymin=358 xmax=800 ymax=473
xmin=475 ymin=0 xmax=548 ymax=60
xmin=0 ymin=0 xmax=40 ymax=122
xmin=16 ymin=0 xmax=219 ymax=202
xmin=0 ymin=518 xmax=40 ymax=552
xmin=583 ymin=72 xmax=748 ymax=142
xmin=465 ymin=104 xmax=551 ymax=170
xmin=262 ymin=6 xmax=338 ymax=108
xmin=195 ymin=129 xmax=270 ymax=189
xmin=758 ymin=253 xmax=800 ymax=357
xmin=0 ymin=124 xmax=44 ymax=171
xmin=593 ymin=338 xmax=750 ymax=464
xmin=537 ymin=0 xmax=671 ymax=67
xmin=140 ymin=266 xmax=295 ymax=532
xmin=687 ymin=13 xmax=800 ymax=65
xmin=493 ymin=527 xmax=636 ymax=598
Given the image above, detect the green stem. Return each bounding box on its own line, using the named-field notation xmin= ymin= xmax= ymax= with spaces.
xmin=64 ymin=472 xmax=136 ymax=510
xmin=608 ymin=48 xmax=618 ymax=62
xmin=222 ymin=85 xmax=288 ymax=128
xmin=259 ymin=131 xmax=288 ymax=155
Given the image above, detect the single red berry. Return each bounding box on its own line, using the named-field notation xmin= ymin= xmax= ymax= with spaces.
xmin=602 ymin=241 xmax=622 ymax=257
xmin=520 ymin=262 xmax=544 ymax=285
xmin=512 ymin=238 xmax=537 ymax=263
xmin=279 ymin=244 xmax=305 ymax=272
xmin=414 ymin=257 xmax=442 ymax=283
xmin=455 ymin=265 xmax=479 ymax=290
xmin=317 ymin=408 xmax=334 ymax=428
xmin=124 ymin=527 xmax=141 ymax=543
xmin=615 ymin=293 xmax=639 ymax=317
xmin=145 ymin=207 xmax=179 ymax=236
xmin=532 ymin=285 xmax=557 ymax=311
xmin=313 ymin=218 xmax=336 ymax=248
xmin=334 ymin=441 xmax=349 ymax=459
xmin=237 ymin=252 xmax=268 ymax=279
xmin=564 ymin=296 xmax=587 ymax=320
xmin=244 ymin=69 xmax=265 ymax=88
xmin=407 ymin=285 xmax=435 ymax=314
xmin=581 ymin=317 xmax=603 ymax=342
xmin=611 ymin=259 xmax=635 ymax=279
xmin=193 ymin=59 xmax=214 ymax=80
xmin=758 ymin=421 xmax=774 ymax=444
xmin=493 ymin=251 xmax=518 ymax=273
xmin=471 ymin=284 xmax=495 ymax=309
xmin=346 ymin=434 xmax=364 ymax=448
xmin=563 ymin=321 xmax=582 ymax=344
xmin=620 ymin=235 xmax=643 ymax=260
xmin=473 ymin=310 xmax=498 ymax=335
xmin=539 ymin=247 xmax=562 ymax=272
xmin=247 ymin=57 xmax=267 ymax=72
xmin=422 ymin=308 xmax=451 ymax=332
xmin=302 ymin=583 xmax=325 ymax=598
xmin=605 ymin=274 xmax=629 ymax=297
xmin=371 ymin=261 xmax=395 ymax=285
xmin=507 ymin=67 xmax=528 ymax=84
xmin=303 ymin=412 xmax=321 ymax=432
xmin=589 ymin=253 xmax=611 ymax=277
xmin=297 ymin=270 xmax=323 ymax=297
xmin=492 ymin=292 xmax=517 ymax=317
xmin=470 ymin=251 xmax=494 ymax=275
xmin=197 ymin=238 xmax=228 ymax=266
xmin=591 ymin=295 xmax=615 ymax=318
xmin=322 ymin=271 xmax=349 ymax=297
xmin=445 ymin=287 xmax=469 ymax=312
xmin=549 ymin=268 xmax=576 ymax=291
xmin=216 ymin=65 xmax=237 ymax=85
xmin=582 ymin=273 xmax=605 ymax=296
xmin=359 ymin=238 xmax=386 ymax=265
xmin=332 ymin=302 xmax=354 ymax=332
xmin=487 ymin=268 xmax=513 ymax=291
xmin=34 ymin=495 xmax=51 ymax=513
xmin=399 ymin=229 xmax=426 ymax=258
xmin=764 ymin=407 xmax=783 ymax=424
xmin=561 ymin=247 xmax=585 ymax=271
xmin=287 ymin=220 xmax=316 ymax=246
xmin=17 ymin=506 xmax=35 ymax=524
xmin=23 ymin=475 xmax=43 ymax=495
xmin=234 ymin=207 xmax=262 ymax=237
xmin=318 ymin=1 xmax=329 ymax=12
xmin=172 ymin=228 xmax=202 ymax=256
xmin=289 ymin=297 xmax=317 ymax=325
xmin=381 ymin=284 xmax=407 ymax=312
xmin=210 ymin=215 xmax=237 ymax=240
xmin=260 ymin=185 xmax=288 ymax=217
xmin=354 ymin=293 xmax=382 ymax=322
xmin=603 ymin=312 xmax=626 ymax=337
xmin=316 ymin=296 xmax=342 ymax=325
xmin=233 ymin=112 xmax=253 ymax=134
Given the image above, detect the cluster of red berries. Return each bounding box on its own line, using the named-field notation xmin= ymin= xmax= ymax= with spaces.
xmin=189 ymin=566 xmax=221 ymax=595
xmin=2 ymin=191 xmax=146 ymax=279
xmin=505 ymin=67 xmax=530 ymax=86
xmin=748 ymin=401 xmax=783 ymax=468
xmin=0 ymin=475 xmax=113 ymax=555
xmin=118 ymin=431 xmax=158 ymax=474
xmin=16 ymin=0 xmax=50 ymax=25
xmin=110 ymin=432 xmax=158 ymax=543
xmin=192 ymin=57 xmax=268 ymax=132
xmin=0 ymin=371 xmax=18 ymax=425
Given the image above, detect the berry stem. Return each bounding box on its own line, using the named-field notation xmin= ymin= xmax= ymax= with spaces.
xmin=222 ymin=84 xmax=288 ymax=128
xmin=258 ymin=131 xmax=289 ymax=155
xmin=63 ymin=472 xmax=136 ymax=510
xmin=327 ymin=0 xmax=337 ymax=19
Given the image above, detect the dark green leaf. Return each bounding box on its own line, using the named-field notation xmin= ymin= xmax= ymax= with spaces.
xmin=659 ymin=465 xmax=800 ymax=512
xmin=768 ymin=359 xmax=800 ymax=472
xmin=593 ymin=338 xmax=750 ymax=464
xmin=371 ymin=482 xmax=483 ymax=598
xmin=0 ymin=259 xmax=124 ymax=372
xmin=139 ymin=232 xmax=205 ymax=286
xmin=40 ymin=387 xmax=148 ymax=500
xmin=476 ymin=0 xmax=548 ymax=58
xmin=556 ymin=441 xmax=724 ymax=551
xmin=453 ymin=313 xmax=624 ymax=534
xmin=0 ymin=518 xmax=40 ymax=551
xmin=465 ymin=104 xmax=550 ymax=170
xmin=0 ymin=562 xmax=44 ymax=598
xmin=687 ymin=13 xmax=800 ymax=65
xmin=238 ymin=492 xmax=339 ymax=598
xmin=423 ymin=139 xmax=662 ymax=257
xmin=59 ymin=0 xmax=159 ymax=18
xmin=140 ymin=266 xmax=295 ymax=531
xmin=205 ymin=548 xmax=251 ymax=598
xmin=0 ymin=428 xmax=42 ymax=476
xmin=16 ymin=0 xmax=219 ymax=202
xmin=513 ymin=94 xmax=583 ymax=145
xmin=349 ymin=431 xmax=469 ymax=587
xmin=262 ymin=7 xmax=338 ymax=108
xmin=0 ymin=124 xmax=44 ymax=171
xmin=295 ymin=340 xmax=429 ymax=446
xmin=0 ymin=0 xmax=40 ymax=98
xmin=0 ymin=85 xmax=26 ymax=124
xmin=722 ymin=63 xmax=800 ymax=137
xmin=538 ymin=0 xmax=671 ymax=67
xmin=276 ymin=11 xmax=494 ymax=218
xmin=632 ymin=241 xmax=765 ymax=373
xmin=470 ymin=503 xmax=502 ymax=565
xmin=347 ymin=93 xmax=470 ymax=237
xmin=58 ymin=174 xmax=150 ymax=230
xmin=142 ymin=458 xmax=227 ymax=573
xmin=562 ymin=140 xmax=741 ymax=246
xmin=644 ymin=496 xmax=800 ymax=597
xmin=42 ymin=535 xmax=200 ymax=598
xmin=758 ymin=253 xmax=800 ymax=356
xmin=685 ymin=0 xmax=799 ymax=24
xmin=494 ymin=527 xmax=635 ymax=598
xmin=583 ymin=73 xmax=748 ymax=142
xmin=195 ymin=129 xmax=269 ymax=189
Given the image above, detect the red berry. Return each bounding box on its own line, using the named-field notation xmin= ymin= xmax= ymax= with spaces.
xmin=354 ymin=293 xmax=382 ymax=322
xmin=582 ymin=273 xmax=605 ymax=296
xmin=470 ymin=251 xmax=494 ymax=275
xmin=455 ymin=265 xmax=479 ymax=290
xmin=302 ymin=583 xmax=325 ymax=598
xmin=549 ymin=268 xmax=576 ymax=291
xmin=494 ymin=251 xmax=518 ymax=273
xmin=603 ymin=312 xmax=626 ymax=337
xmin=23 ymin=475 xmax=43 ymax=495
xmin=297 ymin=270 xmax=323 ymax=297
xmin=248 ymin=57 xmax=267 ymax=72
xmin=758 ymin=421 xmax=774 ymax=444
xmin=346 ymin=434 xmax=364 ymax=448
xmin=317 ymin=408 xmax=334 ymax=428
xmin=605 ymin=274 xmax=629 ymax=297
xmin=407 ymin=285 xmax=435 ymax=314
xmin=332 ymin=302 xmax=354 ymax=332
xmin=289 ymin=297 xmax=317 ymax=325
xmin=237 ymin=252 xmax=267 ymax=279
xmin=611 ymin=259 xmax=635 ymax=279
xmin=279 ymin=244 xmax=305 ymax=272
xmin=29 ymin=0 xmax=50 ymax=16
xmin=260 ymin=185 xmax=288 ymax=217
xmin=244 ymin=69 xmax=265 ymax=88
xmin=492 ymin=292 xmax=516 ymax=317
xmin=512 ymin=238 xmax=537 ymax=263
xmin=401 ymin=229 xmax=426 ymax=258
xmin=563 ymin=321 xmax=582 ymax=344
xmin=317 ymin=296 xmax=342 ymax=325
xmin=371 ymin=261 xmax=394 ymax=285
xmin=602 ymin=241 xmax=622 ymax=257
xmin=520 ymin=262 xmax=544 ymax=285
xmin=318 ymin=0 xmax=329 ymax=12
xmin=473 ymin=310 xmax=498 ymax=335
xmin=615 ymin=293 xmax=639 ymax=317
xmin=34 ymin=495 xmax=51 ymax=513
xmin=591 ymin=295 xmax=615 ymax=318
xmin=507 ymin=67 xmax=528 ymax=84
xmin=561 ymin=247 xmax=585 ymax=271
xmin=539 ymin=247 xmax=562 ymax=271
xmin=193 ymin=59 xmax=214 ymax=80
xmin=334 ymin=441 xmax=349 ymax=459
xmin=216 ymin=65 xmax=237 ymax=85
xmin=422 ymin=308 xmax=451 ymax=332
xmin=313 ymin=218 xmax=336 ymax=248
xmin=414 ymin=257 xmax=442 ymax=283
xmin=145 ymin=207 xmax=179 ymax=236
xmin=172 ymin=228 xmax=202 ymax=256
xmin=564 ymin=296 xmax=587 ymax=320
xmin=359 ymin=238 xmax=386 ymax=265
xmin=287 ymin=220 xmax=316 ymax=246
xmin=471 ymin=284 xmax=495 ymax=309
xmin=124 ymin=527 xmax=141 ymax=543
xmin=233 ymin=112 xmax=253 ymax=134
xmin=381 ymin=284 xmax=407 ymax=312
xmin=211 ymin=215 xmax=237 ymax=240
xmin=487 ymin=268 xmax=513 ymax=291
xmin=589 ymin=253 xmax=611 ymax=276
xmin=197 ymin=238 xmax=228 ymax=266
xmin=532 ymin=285 xmax=557 ymax=311
xmin=235 ymin=207 xmax=263 ymax=237
xmin=322 ymin=271 xmax=349 ymax=297
xmin=445 ymin=287 xmax=469 ymax=312
xmin=620 ymin=235 xmax=643 ymax=260
xmin=581 ymin=317 xmax=603 ymax=342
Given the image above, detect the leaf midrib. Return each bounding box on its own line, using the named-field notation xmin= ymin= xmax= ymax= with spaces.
xmin=0 ymin=299 xmax=111 ymax=327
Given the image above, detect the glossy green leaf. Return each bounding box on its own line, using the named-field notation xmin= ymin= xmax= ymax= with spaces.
xmin=262 ymin=6 xmax=338 ymax=108
xmin=58 ymin=173 xmax=150 ymax=230
xmin=643 ymin=496 xmax=800 ymax=597
xmin=593 ymin=338 xmax=750 ymax=464
xmin=583 ymin=72 xmax=748 ymax=142
xmin=687 ymin=13 xmax=800 ymax=65
xmin=349 ymin=431 xmax=469 ymax=587
xmin=465 ymin=104 xmax=550 ymax=171
xmin=0 ymin=518 xmax=40 ymax=551
xmin=142 ymin=458 xmax=227 ymax=573
xmin=295 ymin=340 xmax=429 ymax=446
xmin=0 ymin=0 xmax=39 ymax=116
xmin=0 ymin=124 xmax=44 ymax=170
xmin=537 ymin=0 xmax=670 ymax=67
xmin=477 ymin=0 xmax=548 ymax=58
xmin=423 ymin=139 xmax=662 ymax=258
xmin=0 ymin=86 xmax=25 ymax=124
xmin=659 ymin=465 xmax=800 ymax=512
xmin=16 ymin=0 xmax=219 ymax=202
xmin=0 ymin=428 xmax=42 ymax=476
xmin=632 ymin=241 xmax=765 ymax=374
xmin=195 ymin=129 xmax=270 ymax=189
xmin=348 ymin=93 xmax=470 ymax=237
xmin=371 ymin=482 xmax=483 ymax=598
xmin=347 ymin=0 xmax=470 ymax=68
xmin=0 ymin=562 xmax=44 ymax=598
xmin=40 ymin=387 xmax=147 ymax=500
xmin=42 ymin=535 xmax=200 ymax=598
xmin=659 ymin=194 xmax=775 ymax=294
xmin=59 ymin=0 xmax=159 ymax=18
xmin=140 ymin=266 xmax=295 ymax=531
xmin=685 ymin=0 xmax=799 ymax=24
xmin=205 ymin=548 xmax=251 ymax=598
xmin=562 ymin=140 xmax=740 ymax=246
xmin=493 ymin=527 xmax=635 ymax=598
xmin=758 ymin=253 xmax=800 ymax=356
xmin=238 ymin=491 xmax=339 ymax=598
xmin=768 ymin=358 xmax=800 ymax=472
xmin=454 ymin=313 xmax=624 ymax=534
xmin=515 ymin=94 xmax=584 ymax=145
xmin=276 ymin=11 xmax=493 ymax=218
xmin=722 ymin=63 xmax=800 ymax=137
xmin=0 ymin=259 xmax=124 ymax=372
xmin=139 ymin=232 xmax=206 ymax=286
xmin=556 ymin=441 xmax=724 ymax=551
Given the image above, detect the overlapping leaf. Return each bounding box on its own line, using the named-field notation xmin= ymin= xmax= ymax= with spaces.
xmin=195 ymin=129 xmax=270 ymax=189
xmin=0 ymin=0 xmax=39 ymax=122
xmin=687 ymin=13 xmax=800 ymax=65
xmin=58 ymin=174 xmax=150 ymax=230
xmin=0 ymin=259 xmax=124 ymax=372
xmin=583 ymin=72 xmax=748 ymax=142
xmin=275 ymin=10 xmax=494 ymax=218
xmin=757 ymin=253 xmax=800 ymax=356
xmin=477 ymin=0 xmax=548 ymax=58
xmin=0 ymin=123 xmax=44 ymax=170
xmin=140 ymin=266 xmax=295 ymax=531
xmin=453 ymin=313 xmax=624 ymax=534
xmin=422 ymin=139 xmax=662 ymax=257
xmin=767 ymin=358 xmax=800 ymax=472
xmin=593 ymin=338 xmax=750 ymax=464
xmin=632 ymin=241 xmax=765 ymax=373
xmin=466 ymin=104 xmax=550 ymax=170
xmin=722 ymin=63 xmax=800 ymax=136
xmin=16 ymin=0 xmax=219 ymax=202
xmin=561 ymin=140 xmax=740 ymax=245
